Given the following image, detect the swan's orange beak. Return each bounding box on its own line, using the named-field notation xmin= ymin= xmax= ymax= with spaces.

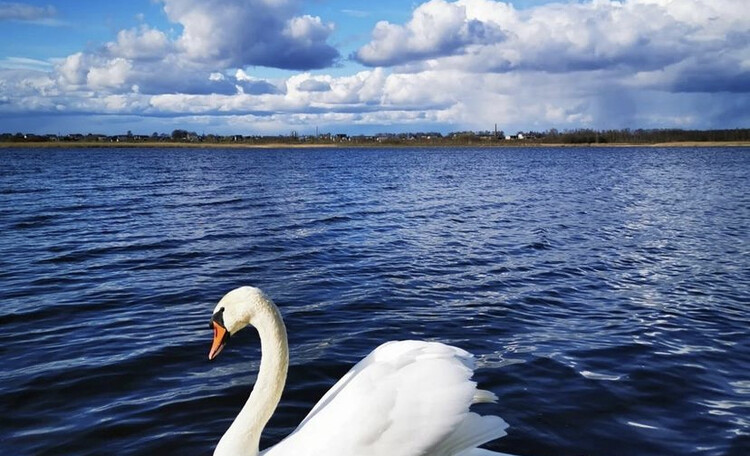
xmin=209 ymin=321 xmax=229 ymax=360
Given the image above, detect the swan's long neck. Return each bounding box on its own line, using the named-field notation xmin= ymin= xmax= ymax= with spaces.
xmin=215 ymin=299 xmax=289 ymax=456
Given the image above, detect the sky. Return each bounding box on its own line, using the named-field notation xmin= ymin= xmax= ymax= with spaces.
xmin=0 ymin=0 xmax=748 ymax=136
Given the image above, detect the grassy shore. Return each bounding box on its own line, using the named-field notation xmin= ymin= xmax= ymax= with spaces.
xmin=0 ymin=141 xmax=333 ymax=149
xmin=1 ymin=140 xmax=749 ymax=149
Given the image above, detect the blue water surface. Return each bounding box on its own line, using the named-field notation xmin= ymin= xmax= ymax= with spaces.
xmin=1 ymin=146 xmax=748 ymax=455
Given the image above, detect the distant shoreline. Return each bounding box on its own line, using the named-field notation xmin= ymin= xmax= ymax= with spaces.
xmin=1 ymin=140 xmax=749 ymax=149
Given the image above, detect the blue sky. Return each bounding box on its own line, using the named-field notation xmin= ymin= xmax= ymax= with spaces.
xmin=1 ymin=0 xmax=748 ymax=135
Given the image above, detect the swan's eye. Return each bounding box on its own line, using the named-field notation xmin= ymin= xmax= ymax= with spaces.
xmin=210 ymin=307 xmax=227 ymax=329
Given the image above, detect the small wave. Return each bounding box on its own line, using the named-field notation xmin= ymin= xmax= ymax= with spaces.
xmin=580 ymin=370 xmax=623 ymax=381
xmin=12 ymin=214 xmax=58 ymax=229
xmin=626 ymin=421 xmax=660 ymax=430
xmin=1 ymin=146 xmax=747 ymax=456
xmin=40 ymin=239 xmax=184 ymax=264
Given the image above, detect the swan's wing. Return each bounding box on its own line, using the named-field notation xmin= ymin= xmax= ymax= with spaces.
xmin=456 ymin=450 xmax=517 ymax=456
xmin=263 ymin=340 xmax=508 ymax=456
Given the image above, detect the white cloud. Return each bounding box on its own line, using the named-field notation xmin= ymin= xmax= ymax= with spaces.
xmin=284 ymin=14 xmax=333 ymax=43
xmin=87 ymin=58 xmax=133 ymax=90
xmin=162 ymin=0 xmax=338 ymax=69
xmin=346 ymin=0 xmax=750 ymax=133
xmin=234 ymin=69 xmax=284 ymax=95
xmin=0 ymin=2 xmax=55 ymax=22
xmin=357 ymin=0 xmax=505 ymax=66
xmin=41 ymin=0 xmax=340 ymax=98
xmin=57 ymin=52 xmax=93 ymax=87
xmin=0 ymin=56 xmax=53 ymax=71
xmin=355 ymin=0 xmax=750 ymax=88
xmin=1 ymin=0 xmax=748 ymax=135
xmin=106 ymin=26 xmax=172 ymax=61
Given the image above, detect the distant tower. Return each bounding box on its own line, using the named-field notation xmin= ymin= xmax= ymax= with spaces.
xmin=494 ymin=123 xmax=498 ymax=138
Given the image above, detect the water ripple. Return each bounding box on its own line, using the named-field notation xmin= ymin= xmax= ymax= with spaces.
xmin=1 ymin=146 xmax=748 ymax=456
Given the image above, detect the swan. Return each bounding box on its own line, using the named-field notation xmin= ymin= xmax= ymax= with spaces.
xmin=208 ymin=286 xmax=512 ymax=456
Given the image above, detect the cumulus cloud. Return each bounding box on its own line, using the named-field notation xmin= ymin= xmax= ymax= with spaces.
xmin=87 ymin=58 xmax=133 ymax=90
xmin=106 ymin=26 xmax=172 ymax=61
xmin=355 ymin=0 xmax=750 ymax=94
xmin=54 ymin=50 xmax=235 ymax=96
xmin=356 ymin=0 xmax=505 ymax=66
xmin=25 ymin=0 xmax=342 ymax=103
xmin=2 ymin=0 xmax=748 ymax=135
xmin=143 ymin=69 xmax=391 ymax=117
xmin=43 ymin=0 xmax=340 ymax=98
xmin=235 ymin=69 xmax=284 ymax=95
xmin=57 ymin=52 xmax=92 ymax=87
xmin=0 ymin=2 xmax=55 ymax=22
xmin=162 ymin=0 xmax=338 ymax=69
xmin=4 ymin=60 xmax=747 ymax=135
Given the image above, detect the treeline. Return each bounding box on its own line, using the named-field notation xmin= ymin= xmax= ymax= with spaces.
xmin=1 ymin=128 xmax=748 ymax=146
xmin=527 ymin=128 xmax=750 ymax=144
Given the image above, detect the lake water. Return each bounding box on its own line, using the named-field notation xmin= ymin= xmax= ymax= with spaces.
xmin=1 ymin=146 xmax=748 ymax=455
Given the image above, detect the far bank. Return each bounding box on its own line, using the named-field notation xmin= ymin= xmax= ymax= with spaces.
xmin=2 ymin=140 xmax=750 ymax=149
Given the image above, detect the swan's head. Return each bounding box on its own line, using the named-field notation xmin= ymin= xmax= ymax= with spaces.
xmin=208 ymin=286 xmax=271 ymax=360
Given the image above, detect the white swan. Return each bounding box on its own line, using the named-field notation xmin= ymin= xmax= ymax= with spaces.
xmin=208 ymin=286 xmax=512 ymax=456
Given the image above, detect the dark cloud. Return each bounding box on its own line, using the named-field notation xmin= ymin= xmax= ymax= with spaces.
xmin=239 ymin=79 xmax=283 ymax=95
xmin=713 ymin=96 xmax=750 ymax=127
xmin=670 ymin=53 xmax=750 ymax=94
xmin=673 ymin=69 xmax=750 ymax=94
xmin=133 ymin=70 xmax=275 ymax=96
xmin=298 ymin=79 xmax=331 ymax=92
xmin=138 ymin=76 xmax=238 ymax=96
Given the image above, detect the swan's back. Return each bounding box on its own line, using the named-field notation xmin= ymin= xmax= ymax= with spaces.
xmin=263 ymin=340 xmax=508 ymax=456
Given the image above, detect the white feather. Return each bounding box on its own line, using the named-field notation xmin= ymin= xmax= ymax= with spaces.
xmin=266 ymin=341 xmax=507 ymax=456
xmin=211 ymin=287 xmax=512 ymax=456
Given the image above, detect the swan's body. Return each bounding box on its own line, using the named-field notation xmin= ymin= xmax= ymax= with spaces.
xmin=208 ymin=286 xmax=511 ymax=456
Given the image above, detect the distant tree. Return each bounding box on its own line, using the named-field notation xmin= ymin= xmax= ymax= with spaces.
xmin=171 ymin=129 xmax=189 ymax=140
